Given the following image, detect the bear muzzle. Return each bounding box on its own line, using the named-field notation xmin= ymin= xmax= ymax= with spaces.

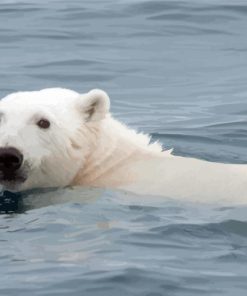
xmin=0 ymin=147 xmax=25 ymax=182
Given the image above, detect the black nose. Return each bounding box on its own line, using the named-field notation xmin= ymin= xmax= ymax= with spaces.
xmin=0 ymin=147 xmax=23 ymax=172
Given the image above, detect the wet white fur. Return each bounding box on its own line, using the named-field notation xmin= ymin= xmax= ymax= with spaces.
xmin=0 ymin=88 xmax=247 ymax=204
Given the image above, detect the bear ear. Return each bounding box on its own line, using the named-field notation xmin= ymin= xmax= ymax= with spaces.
xmin=79 ymin=89 xmax=110 ymax=122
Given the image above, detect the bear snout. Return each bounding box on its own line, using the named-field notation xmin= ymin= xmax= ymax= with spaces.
xmin=0 ymin=147 xmax=23 ymax=174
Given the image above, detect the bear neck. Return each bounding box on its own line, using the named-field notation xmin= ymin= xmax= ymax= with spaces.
xmin=72 ymin=116 xmax=163 ymax=188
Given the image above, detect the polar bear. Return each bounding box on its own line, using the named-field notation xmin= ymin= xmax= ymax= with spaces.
xmin=0 ymin=87 xmax=247 ymax=204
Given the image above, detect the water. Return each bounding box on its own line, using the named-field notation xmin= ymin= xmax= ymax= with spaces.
xmin=1 ymin=0 xmax=247 ymax=295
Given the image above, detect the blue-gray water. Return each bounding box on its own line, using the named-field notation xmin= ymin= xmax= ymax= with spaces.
xmin=1 ymin=0 xmax=247 ymax=295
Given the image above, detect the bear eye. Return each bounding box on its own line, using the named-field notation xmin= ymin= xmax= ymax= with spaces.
xmin=37 ymin=118 xmax=50 ymax=129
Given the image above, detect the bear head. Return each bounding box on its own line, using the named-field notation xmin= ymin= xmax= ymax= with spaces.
xmin=0 ymin=88 xmax=110 ymax=191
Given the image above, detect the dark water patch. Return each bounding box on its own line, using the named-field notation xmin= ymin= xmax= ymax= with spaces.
xmin=29 ymin=73 xmax=115 ymax=83
xmin=125 ymin=1 xmax=188 ymax=15
xmin=216 ymin=220 xmax=247 ymax=237
xmin=22 ymin=31 xmax=96 ymax=41
xmin=22 ymin=33 xmax=78 ymax=41
xmin=148 ymin=13 xmax=237 ymax=23
xmin=152 ymin=132 xmax=221 ymax=144
xmin=150 ymin=222 xmax=226 ymax=240
xmin=204 ymin=120 xmax=247 ymax=129
xmin=54 ymin=10 xmax=127 ymax=21
xmin=0 ymin=7 xmax=44 ymax=13
xmin=0 ymin=191 xmax=22 ymax=214
xmin=217 ymin=252 xmax=247 ymax=263
xmin=198 ymin=4 xmax=247 ymax=15
xmin=25 ymin=59 xmax=101 ymax=69
xmin=57 ymin=7 xmax=87 ymax=13
xmin=161 ymin=25 xmax=232 ymax=36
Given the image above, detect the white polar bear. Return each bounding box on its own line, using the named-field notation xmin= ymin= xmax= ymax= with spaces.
xmin=0 ymin=87 xmax=247 ymax=204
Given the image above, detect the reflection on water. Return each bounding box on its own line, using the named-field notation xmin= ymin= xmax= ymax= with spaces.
xmin=0 ymin=190 xmax=21 ymax=213
xmin=0 ymin=187 xmax=103 ymax=213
